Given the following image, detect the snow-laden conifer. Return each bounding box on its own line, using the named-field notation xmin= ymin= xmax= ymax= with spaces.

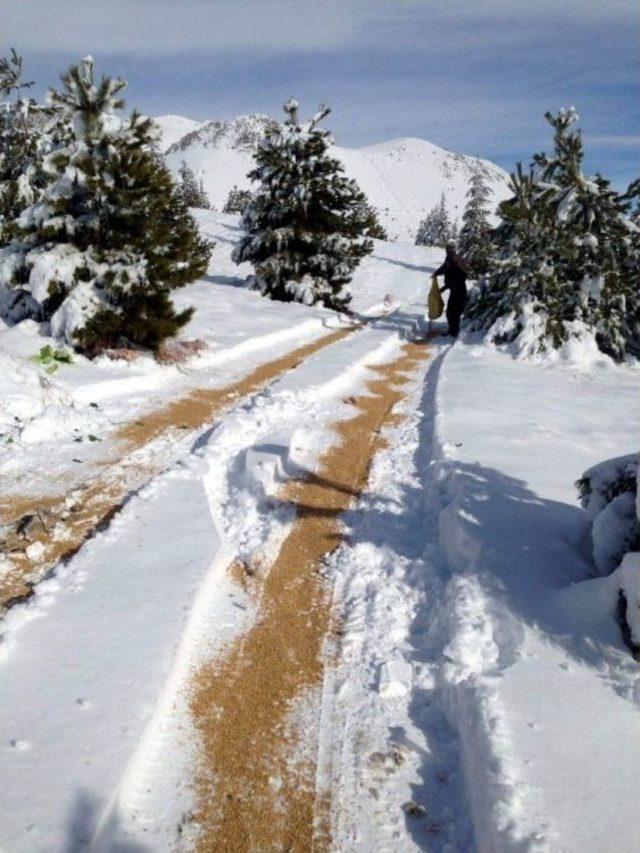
xmin=232 ymin=99 xmax=372 ymax=310
xmin=458 ymin=172 xmax=492 ymax=276
xmin=0 ymin=51 xmax=59 ymax=246
xmin=415 ymin=193 xmax=456 ymax=247
xmin=177 ymin=160 xmax=210 ymax=209
xmin=0 ymin=57 xmax=211 ymax=354
xmin=223 ymin=185 xmax=252 ymax=215
xmin=415 ymin=193 xmax=456 ymax=248
xmin=467 ymin=109 xmax=639 ymax=361
xmin=354 ymin=198 xmax=388 ymax=240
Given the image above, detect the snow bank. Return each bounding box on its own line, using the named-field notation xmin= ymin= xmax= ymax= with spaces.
xmin=481 ymin=307 xmax=620 ymax=371
xmin=434 ymin=338 xmax=640 ymax=851
xmin=618 ymin=552 xmax=640 ymax=652
xmin=578 ymin=453 xmax=639 ymax=575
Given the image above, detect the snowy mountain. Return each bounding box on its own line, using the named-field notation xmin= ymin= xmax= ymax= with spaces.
xmin=161 ymin=114 xmax=511 ymax=241
xmin=153 ymin=114 xmax=205 ymax=151
xmin=165 ymin=113 xmax=277 ymax=154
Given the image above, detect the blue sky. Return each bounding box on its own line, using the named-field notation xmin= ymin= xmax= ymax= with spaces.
xmin=6 ymin=0 xmax=639 ymax=187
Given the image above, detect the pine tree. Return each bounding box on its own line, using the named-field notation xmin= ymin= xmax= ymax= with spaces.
xmin=177 ymin=160 xmax=210 ymax=209
xmin=467 ymin=108 xmax=639 ymax=360
xmin=415 ymin=194 xmax=455 ymax=247
xmin=223 ymin=185 xmax=253 ymax=215
xmin=232 ymin=99 xmax=372 ymax=310
xmin=0 ymin=50 xmax=45 ymax=243
xmin=0 ymin=56 xmax=212 ymax=354
xmin=622 ymin=178 xmax=640 ymax=225
xmin=458 ymin=172 xmax=492 ymax=276
xmin=354 ymin=197 xmax=388 ymax=240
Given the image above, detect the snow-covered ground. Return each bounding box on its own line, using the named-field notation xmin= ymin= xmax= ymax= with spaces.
xmin=0 ymin=211 xmax=427 ymax=506
xmin=434 ymin=342 xmax=640 ymax=851
xmin=1 ymin=211 xmax=639 ymax=852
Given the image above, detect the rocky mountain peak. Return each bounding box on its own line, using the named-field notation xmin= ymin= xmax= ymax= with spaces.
xmin=166 ymin=113 xmax=278 ymax=155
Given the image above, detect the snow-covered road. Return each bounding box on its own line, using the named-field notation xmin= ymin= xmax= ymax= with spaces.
xmin=0 ymin=251 xmax=438 ymax=850
xmin=1 ymin=213 xmax=639 ymax=852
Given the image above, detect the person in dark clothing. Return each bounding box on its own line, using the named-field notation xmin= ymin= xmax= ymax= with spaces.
xmin=433 ymin=243 xmax=468 ymax=337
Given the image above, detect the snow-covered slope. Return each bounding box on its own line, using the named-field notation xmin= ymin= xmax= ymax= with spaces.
xmin=335 ymin=137 xmax=508 ymax=242
xmin=161 ymin=114 xmax=511 ymax=241
xmin=153 ymin=114 xmax=205 ymax=152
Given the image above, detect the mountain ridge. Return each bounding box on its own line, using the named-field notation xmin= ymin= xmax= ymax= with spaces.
xmin=158 ymin=113 xmax=511 ymax=241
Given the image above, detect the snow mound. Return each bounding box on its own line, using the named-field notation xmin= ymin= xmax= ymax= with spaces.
xmin=578 ymin=453 xmax=639 ymax=575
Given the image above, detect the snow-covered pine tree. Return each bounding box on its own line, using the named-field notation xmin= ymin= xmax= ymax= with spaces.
xmin=0 ymin=50 xmax=42 ymax=243
xmin=223 ymin=185 xmax=252 ymax=215
xmin=0 ymin=57 xmax=212 ymax=354
xmin=354 ymin=197 xmax=388 ymax=240
xmin=0 ymin=50 xmax=72 ymax=321
xmin=415 ymin=193 xmax=455 ymax=247
xmin=622 ymin=178 xmax=640 ymax=225
xmin=458 ymin=172 xmax=492 ymax=276
xmin=177 ymin=160 xmax=210 ymax=209
xmin=232 ymin=99 xmax=372 ymax=310
xmin=467 ymin=108 xmax=639 ymax=360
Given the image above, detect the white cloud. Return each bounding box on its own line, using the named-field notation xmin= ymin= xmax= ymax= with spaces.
xmin=5 ymin=0 xmax=363 ymax=55
xmin=588 ymin=134 xmax=640 ymax=147
xmin=5 ymin=0 xmax=635 ymax=57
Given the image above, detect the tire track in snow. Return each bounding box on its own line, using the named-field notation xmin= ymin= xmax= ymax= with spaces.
xmin=186 ymin=339 xmax=430 ymax=851
xmin=317 ymin=342 xmax=476 ymax=852
xmin=0 ymin=324 xmax=356 ymax=615
xmin=0 ymin=312 xmax=422 ymax=850
xmin=56 ymin=309 xmax=426 ymax=849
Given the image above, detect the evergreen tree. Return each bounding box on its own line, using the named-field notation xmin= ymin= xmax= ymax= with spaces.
xmin=0 ymin=50 xmax=45 ymax=243
xmin=415 ymin=194 xmax=455 ymax=247
xmin=458 ymin=172 xmax=492 ymax=276
xmin=223 ymin=185 xmax=253 ymax=215
xmin=622 ymin=178 xmax=640 ymax=225
xmin=232 ymin=99 xmax=372 ymax=310
xmin=467 ymin=108 xmax=639 ymax=360
xmin=354 ymin=197 xmax=388 ymax=240
xmin=0 ymin=56 xmax=212 ymax=354
xmin=177 ymin=160 xmax=210 ymax=209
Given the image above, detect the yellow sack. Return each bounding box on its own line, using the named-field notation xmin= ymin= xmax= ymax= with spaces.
xmin=427 ymin=276 xmax=444 ymax=320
